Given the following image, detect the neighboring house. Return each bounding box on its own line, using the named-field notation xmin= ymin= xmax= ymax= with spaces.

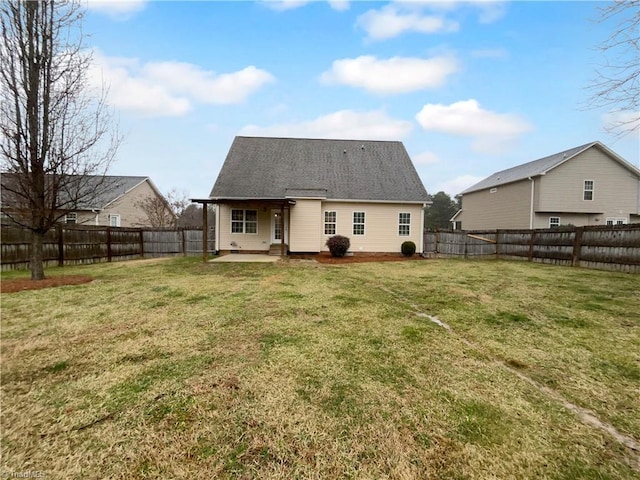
xmin=1 ymin=175 xmax=175 ymax=228
xmin=203 ymin=136 xmax=430 ymax=255
xmin=452 ymin=141 xmax=640 ymax=230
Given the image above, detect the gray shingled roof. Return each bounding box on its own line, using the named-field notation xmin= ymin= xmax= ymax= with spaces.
xmin=0 ymin=174 xmax=150 ymax=210
xmin=209 ymin=136 xmax=429 ymax=202
xmin=86 ymin=176 xmax=150 ymax=209
xmin=461 ymin=141 xmax=640 ymax=194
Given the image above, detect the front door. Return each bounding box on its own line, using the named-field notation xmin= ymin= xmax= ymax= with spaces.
xmin=271 ymin=209 xmax=288 ymax=244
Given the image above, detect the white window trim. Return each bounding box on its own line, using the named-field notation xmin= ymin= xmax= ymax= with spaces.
xmin=353 ymin=211 xmax=365 ymax=236
xmin=583 ymin=180 xmax=594 ymax=201
xmin=324 ymin=210 xmax=337 ymax=236
xmin=65 ymin=212 xmax=77 ymax=224
xmin=230 ymin=209 xmax=258 ymax=235
xmin=398 ymin=212 xmax=411 ymax=237
xmin=606 ymin=217 xmax=627 ymax=225
xmin=549 ymin=216 xmax=560 ymax=228
xmin=109 ymin=214 xmax=121 ymax=227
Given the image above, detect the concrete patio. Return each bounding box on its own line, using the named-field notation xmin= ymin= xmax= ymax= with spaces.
xmin=208 ymin=254 xmax=282 ymax=263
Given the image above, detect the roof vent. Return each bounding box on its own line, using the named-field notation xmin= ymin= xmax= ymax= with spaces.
xmin=361 ymin=144 xmax=365 ymax=150
xmin=343 ymin=149 xmax=346 ymax=154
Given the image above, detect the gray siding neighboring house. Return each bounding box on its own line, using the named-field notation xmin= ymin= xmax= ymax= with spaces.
xmin=453 ymin=141 xmax=640 ymax=230
xmin=1 ymin=175 xmax=174 ymax=228
xmin=203 ymin=136 xmax=430 ymax=254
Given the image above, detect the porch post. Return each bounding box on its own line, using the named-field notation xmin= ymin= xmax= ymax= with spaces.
xmin=280 ymin=203 xmax=285 ymax=257
xmin=202 ymin=202 xmax=208 ymax=263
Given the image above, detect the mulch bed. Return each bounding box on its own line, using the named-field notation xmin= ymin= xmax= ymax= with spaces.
xmin=1 ymin=275 xmax=94 ymax=293
xmin=308 ymin=253 xmax=428 ymax=264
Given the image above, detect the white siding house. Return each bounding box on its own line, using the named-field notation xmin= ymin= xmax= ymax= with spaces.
xmin=203 ymin=136 xmax=430 ymax=255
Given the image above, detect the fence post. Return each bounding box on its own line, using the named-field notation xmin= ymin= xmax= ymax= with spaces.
xmin=495 ymin=229 xmax=500 ymax=260
xmin=182 ymin=228 xmax=186 ymax=257
xmin=107 ymin=227 xmax=112 ymax=262
xmin=435 ymin=229 xmax=440 ymax=255
xmin=528 ymin=230 xmax=536 ymax=262
xmin=57 ymin=225 xmax=64 ymax=267
xmin=139 ymin=229 xmax=145 ymax=259
xmin=572 ymin=227 xmax=584 ymax=267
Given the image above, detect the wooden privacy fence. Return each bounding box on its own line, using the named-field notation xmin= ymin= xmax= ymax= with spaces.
xmin=424 ymin=224 xmax=640 ymax=273
xmin=1 ymin=224 xmax=216 ymax=271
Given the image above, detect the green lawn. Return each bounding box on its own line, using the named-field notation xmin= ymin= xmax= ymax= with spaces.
xmin=1 ymin=257 xmax=639 ymax=479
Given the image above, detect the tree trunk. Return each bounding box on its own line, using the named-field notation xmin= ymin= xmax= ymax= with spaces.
xmin=30 ymin=230 xmax=45 ymax=280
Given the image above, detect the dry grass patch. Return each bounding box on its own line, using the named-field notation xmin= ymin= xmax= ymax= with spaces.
xmin=1 ymin=257 xmax=639 ymax=479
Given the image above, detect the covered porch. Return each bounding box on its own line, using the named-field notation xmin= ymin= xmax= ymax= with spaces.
xmin=191 ymin=198 xmax=294 ymax=261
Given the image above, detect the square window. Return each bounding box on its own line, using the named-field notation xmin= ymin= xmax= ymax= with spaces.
xmin=231 ymin=209 xmax=257 ymax=234
xmin=65 ymin=212 xmax=77 ymax=224
xmin=109 ymin=214 xmax=120 ymax=227
xmin=549 ymin=217 xmax=560 ymax=228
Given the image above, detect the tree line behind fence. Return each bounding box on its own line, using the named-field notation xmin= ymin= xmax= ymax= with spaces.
xmin=424 ymin=223 xmax=640 ymax=273
xmin=1 ymin=224 xmax=216 ymax=271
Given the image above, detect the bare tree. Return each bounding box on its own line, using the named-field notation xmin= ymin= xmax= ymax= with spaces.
xmin=589 ymin=0 xmax=639 ymax=136
xmin=136 ymin=188 xmax=187 ymax=228
xmin=0 ymin=0 xmax=119 ymax=279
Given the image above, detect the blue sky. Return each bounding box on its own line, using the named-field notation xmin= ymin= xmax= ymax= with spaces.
xmin=84 ymin=0 xmax=640 ymax=199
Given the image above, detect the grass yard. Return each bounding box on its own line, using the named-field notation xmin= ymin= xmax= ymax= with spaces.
xmin=1 ymin=257 xmax=639 ymax=479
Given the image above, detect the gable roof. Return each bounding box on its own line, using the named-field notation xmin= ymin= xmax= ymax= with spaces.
xmin=1 ymin=174 xmax=156 ymax=210
xmin=461 ymin=141 xmax=640 ymax=195
xmin=85 ymin=176 xmax=151 ymax=209
xmin=209 ymin=136 xmax=429 ymax=203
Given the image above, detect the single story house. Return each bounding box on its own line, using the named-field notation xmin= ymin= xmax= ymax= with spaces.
xmin=452 ymin=141 xmax=640 ymax=230
xmin=200 ymin=136 xmax=430 ymax=255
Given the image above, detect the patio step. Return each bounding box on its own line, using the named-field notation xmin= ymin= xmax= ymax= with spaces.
xmin=269 ymin=243 xmax=288 ymax=255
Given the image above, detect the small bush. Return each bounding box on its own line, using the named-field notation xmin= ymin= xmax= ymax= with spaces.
xmin=326 ymin=235 xmax=350 ymax=257
xmin=401 ymin=241 xmax=416 ymax=257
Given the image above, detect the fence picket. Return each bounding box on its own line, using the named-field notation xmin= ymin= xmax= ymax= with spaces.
xmin=1 ymin=225 xmax=216 ymax=271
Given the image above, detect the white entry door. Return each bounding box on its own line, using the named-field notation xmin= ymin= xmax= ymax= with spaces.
xmin=271 ymin=209 xmax=288 ymax=244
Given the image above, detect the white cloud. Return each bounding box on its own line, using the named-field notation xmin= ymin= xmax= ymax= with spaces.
xmin=413 ymin=151 xmax=441 ymax=165
xmin=263 ymin=0 xmax=349 ymax=11
xmin=84 ymin=0 xmax=147 ymax=19
xmin=357 ymin=1 xmax=506 ymax=40
xmin=357 ymin=5 xmax=458 ymax=40
xmin=602 ymin=110 xmax=640 ymax=135
xmin=415 ymin=99 xmax=532 ymax=153
xmin=435 ymin=174 xmax=485 ymax=196
xmin=320 ymin=55 xmax=458 ymax=94
xmin=90 ymin=52 xmax=274 ymax=117
xmin=239 ymin=109 xmax=413 ymax=140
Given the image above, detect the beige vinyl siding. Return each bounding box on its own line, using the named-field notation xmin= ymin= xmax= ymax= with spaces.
xmin=537 ymin=149 xmax=640 ymax=218
xmin=289 ymin=199 xmax=322 ymax=252
xmin=533 ymin=213 xmax=601 ymax=228
xmin=218 ymin=204 xmax=271 ymax=251
xmin=458 ymin=180 xmax=532 ymax=230
xmin=100 ymin=180 xmax=171 ymax=227
xmin=321 ymin=202 xmax=423 ymax=253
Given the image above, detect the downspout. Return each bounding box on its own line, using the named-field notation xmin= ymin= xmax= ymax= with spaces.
xmin=91 ymin=209 xmax=100 ymax=225
xmin=528 ymin=177 xmax=535 ymax=229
